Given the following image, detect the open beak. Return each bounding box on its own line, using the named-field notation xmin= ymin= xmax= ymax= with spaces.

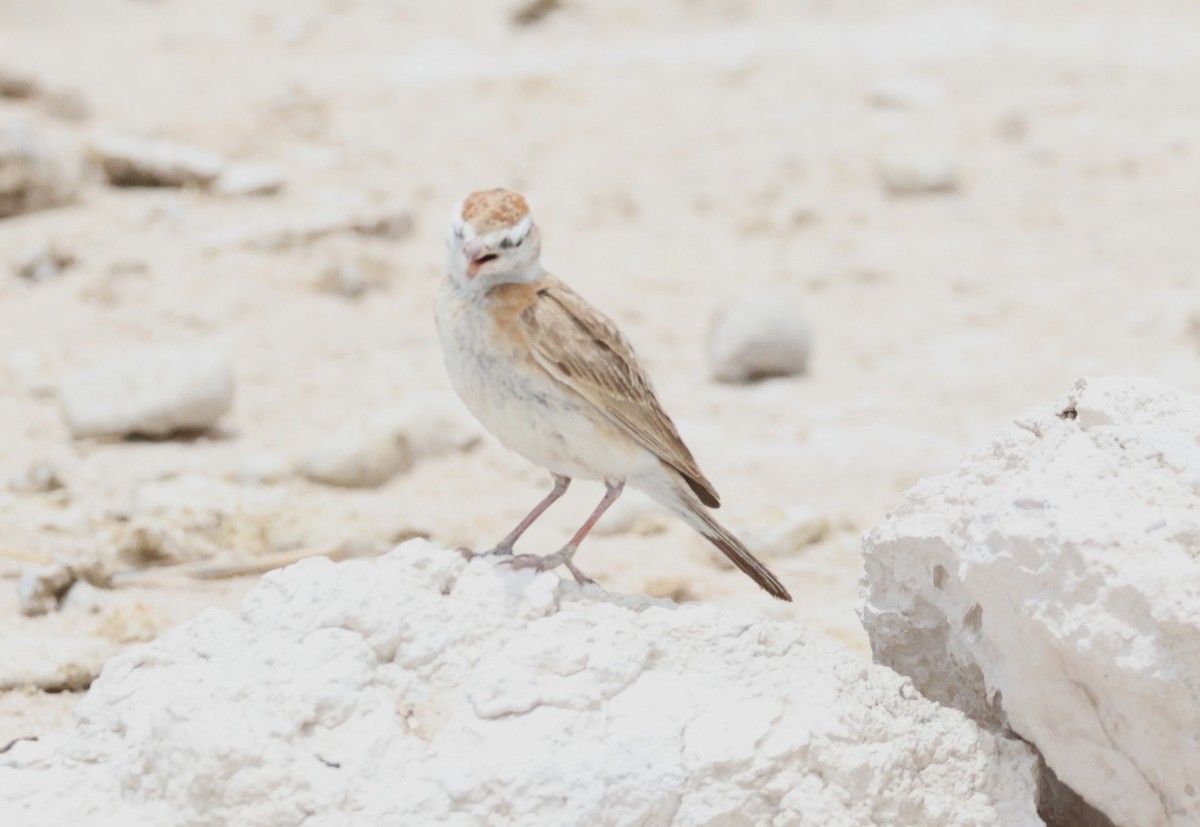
xmin=463 ymin=240 xmax=499 ymax=278
xmin=463 ymin=239 xmax=487 ymax=261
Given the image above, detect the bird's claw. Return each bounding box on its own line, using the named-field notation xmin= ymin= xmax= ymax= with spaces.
xmin=500 ymin=551 xmax=595 ymax=586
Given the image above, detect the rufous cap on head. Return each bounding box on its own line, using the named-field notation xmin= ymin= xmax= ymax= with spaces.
xmin=460 ymin=189 xmax=531 ymax=234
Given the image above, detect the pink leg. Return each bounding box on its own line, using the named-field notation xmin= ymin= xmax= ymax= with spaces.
xmin=465 ymin=474 xmax=570 ymax=558
xmin=508 ymin=480 xmax=625 ymax=584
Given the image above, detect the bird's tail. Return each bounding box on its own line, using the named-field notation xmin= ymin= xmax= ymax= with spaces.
xmin=647 ymin=474 xmax=792 ymax=602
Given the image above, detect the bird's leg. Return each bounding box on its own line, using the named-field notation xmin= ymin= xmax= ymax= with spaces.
xmin=508 ymin=480 xmax=624 ymax=585
xmin=464 ymin=474 xmax=570 ymax=559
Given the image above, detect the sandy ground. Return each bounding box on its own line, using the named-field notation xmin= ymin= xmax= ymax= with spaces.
xmin=1 ymin=0 xmax=1199 ymax=747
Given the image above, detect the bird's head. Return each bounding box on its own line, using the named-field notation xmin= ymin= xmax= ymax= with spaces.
xmin=446 ymin=189 xmax=543 ymax=290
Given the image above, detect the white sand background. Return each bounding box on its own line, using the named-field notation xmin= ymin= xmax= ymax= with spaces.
xmin=1 ymin=0 xmax=1199 ymax=745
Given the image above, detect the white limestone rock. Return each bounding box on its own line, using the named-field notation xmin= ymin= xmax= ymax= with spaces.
xmin=388 ymin=394 xmax=482 ymax=461
xmin=17 ymin=563 xmax=75 ymax=616
xmin=861 ymin=377 xmax=1200 ymax=827
xmin=879 ymin=146 xmax=960 ymax=195
xmin=707 ymin=292 xmax=811 ymax=384
xmin=58 ymin=345 xmax=234 ymax=438
xmin=212 ymin=162 xmax=286 ymax=196
xmin=0 ymin=540 xmax=1041 ymax=827
xmin=89 ymin=134 xmax=225 ymax=188
xmin=299 ymin=416 xmax=413 ymax=488
xmin=233 ymin=450 xmax=292 ymax=485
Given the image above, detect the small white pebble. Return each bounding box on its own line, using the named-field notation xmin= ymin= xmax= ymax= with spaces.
xmin=707 ymin=292 xmax=811 ymax=384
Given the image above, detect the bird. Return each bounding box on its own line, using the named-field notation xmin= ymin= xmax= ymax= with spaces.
xmin=434 ymin=188 xmax=791 ymax=601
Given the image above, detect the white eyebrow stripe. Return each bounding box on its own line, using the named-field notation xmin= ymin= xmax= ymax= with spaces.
xmin=506 ymin=214 xmax=533 ymax=242
xmin=472 ymin=214 xmax=533 ymax=248
xmin=447 ymin=199 xmax=479 ymax=246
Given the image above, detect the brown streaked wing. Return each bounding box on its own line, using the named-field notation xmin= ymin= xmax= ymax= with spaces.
xmin=519 ymin=276 xmax=721 ymax=508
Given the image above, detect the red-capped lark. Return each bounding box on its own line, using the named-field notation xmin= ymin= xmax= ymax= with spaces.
xmin=435 ymin=189 xmax=791 ymax=601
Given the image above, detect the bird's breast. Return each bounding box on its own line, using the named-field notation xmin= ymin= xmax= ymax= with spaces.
xmin=435 ymin=284 xmax=647 ymax=480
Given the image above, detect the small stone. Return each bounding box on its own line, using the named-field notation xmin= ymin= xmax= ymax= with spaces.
xmin=71 ymin=550 xmax=117 ymax=588
xmin=0 ymin=66 xmax=38 ymax=99
xmin=707 ymin=292 xmax=811 ymax=384
xmin=0 ymin=633 xmax=115 ymax=691
xmin=0 ymin=122 xmax=78 ymax=218
xmin=235 ymin=451 xmax=292 ymax=485
xmin=868 ymin=76 xmax=944 ymax=110
xmin=879 ymin=146 xmax=961 ymax=195
xmin=116 ymin=520 xmax=187 ymax=567
xmin=57 ymin=345 xmax=234 ymax=439
xmin=212 ymin=162 xmax=286 ymax=196
xmin=315 ymin=261 xmax=369 ymax=298
xmin=89 ymin=134 xmax=225 ymax=188
xmin=311 ymin=255 xmax=394 ymax=298
xmin=300 ymin=417 xmax=414 ymax=488
xmin=386 ymin=396 xmax=481 ymax=461
xmin=7 ymin=459 xmax=64 ymax=494
xmin=209 ymin=204 xmax=414 ymax=251
xmin=17 ymin=564 xmax=76 ymax=616
xmin=60 ymin=580 xmax=107 ymax=614
xmin=14 ymin=239 xmax=75 ymax=281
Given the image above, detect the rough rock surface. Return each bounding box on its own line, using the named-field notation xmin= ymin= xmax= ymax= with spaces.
xmin=57 ymin=345 xmax=234 ymax=438
xmin=706 ymin=292 xmax=811 ymax=384
xmin=861 ymin=377 xmax=1200 ymax=827
xmin=0 ymin=540 xmax=1041 ymax=827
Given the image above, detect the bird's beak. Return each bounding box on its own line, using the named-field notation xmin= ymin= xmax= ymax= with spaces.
xmin=463 ymin=239 xmax=487 ymax=262
xmin=463 ymin=239 xmax=499 ymax=279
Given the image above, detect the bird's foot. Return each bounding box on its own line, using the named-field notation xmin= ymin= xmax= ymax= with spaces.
xmin=504 ymin=548 xmax=595 ymax=586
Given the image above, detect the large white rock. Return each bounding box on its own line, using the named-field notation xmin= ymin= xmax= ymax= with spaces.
xmin=861 ymin=377 xmax=1200 ymax=827
xmin=58 ymin=346 xmax=234 ymax=438
xmin=0 ymin=540 xmax=1041 ymax=827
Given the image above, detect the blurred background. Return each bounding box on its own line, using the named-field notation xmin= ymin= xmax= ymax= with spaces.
xmin=2 ymin=0 xmax=1199 ymax=742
